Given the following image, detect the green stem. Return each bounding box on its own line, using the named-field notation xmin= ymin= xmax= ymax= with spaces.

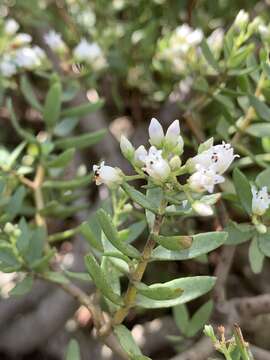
xmin=48 ymin=227 xmax=79 ymax=243
xmin=113 ymin=199 xmax=167 ymax=325
xmin=125 ymin=174 xmax=145 ymax=181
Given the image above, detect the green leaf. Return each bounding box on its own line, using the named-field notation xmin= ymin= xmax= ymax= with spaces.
xmin=97 ymin=209 xmax=140 ymax=258
xmin=20 ymin=75 xmax=42 ymax=111
xmin=186 ymin=300 xmax=213 ymax=337
xmin=136 ymin=276 xmax=216 ymax=308
xmin=246 ymin=123 xmax=270 ymax=137
xmin=16 ymin=217 xmax=31 ymax=255
xmin=43 ymin=271 xmax=70 ymax=284
xmin=55 ymin=130 xmax=106 ymax=150
xmin=152 ymin=232 xmax=227 ymax=261
xmin=233 ymin=168 xmax=252 ymax=215
xmin=9 ymin=275 xmax=33 ymax=296
xmin=258 ymin=232 xmax=270 ymax=257
xmin=153 ymin=234 xmax=192 ymax=251
xmin=6 ymin=186 xmax=26 ymax=220
xmin=79 ymin=221 xmax=103 ymax=252
xmin=120 ymin=220 xmax=146 ymax=243
xmin=66 ymin=339 xmax=81 ymax=360
xmin=43 ymin=82 xmax=62 ymax=130
xmin=7 ymin=142 xmax=26 ymax=169
xmin=114 ymin=325 xmax=142 ymax=357
xmin=225 ymin=221 xmax=254 ymax=245
xmin=256 ymin=168 xmax=270 ymax=191
xmin=61 ymin=100 xmax=104 ymax=118
xmin=249 ymin=237 xmax=264 ymax=274
xmin=0 ymin=246 xmax=21 ymax=268
xmin=249 ymin=95 xmax=270 ymax=122
xmin=200 ymin=38 xmax=220 ymax=72
xmin=145 ymin=186 xmax=163 ymax=229
xmin=173 ymin=304 xmax=189 ymax=334
xmin=198 ymin=138 xmax=214 ymax=154
xmin=7 ymin=98 xmax=37 ymax=143
xmin=227 ymin=45 xmax=254 ymax=68
xmin=263 ymin=63 xmax=270 ymax=79
xmin=135 ymin=281 xmax=183 ymax=300
xmin=121 ymin=183 xmax=157 ymax=213
xmin=25 ymin=226 xmax=45 ymax=265
xmin=85 ymin=254 xmax=123 ymax=305
xmin=45 ymin=148 xmax=75 ymax=168
xmin=43 ymin=174 xmax=92 ymax=190
xmin=54 ymin=118 xmax=79 ymax=137
xmin=64 ymin=271 xmax=91 ymax=282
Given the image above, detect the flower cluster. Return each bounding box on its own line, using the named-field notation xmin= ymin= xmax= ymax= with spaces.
xmin=93 ymin=118 xmax=238 ymax=216
xmin=44 ymin=30 xmax=67 ymax=54
xmin=0 ymin=18 xmax=47 ymax=77
xmin=156 ymin=24 xmax=203 ymax=74
xmin=44 ymin=30 xmax=106 ymax=71
xmin=188 ymin=141 xmax=239 ymax=193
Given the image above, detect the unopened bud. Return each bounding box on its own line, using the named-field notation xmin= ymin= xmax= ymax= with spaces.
xmin=4 ymin=222 xmax=14 ymax=234
xmin=192 ymin=201 xmax=213 ymax=216
xmin=169 ymin=155 xmax=181 ymax=170
xmin=148 ymin=118 xmax=164 ymax=147
xmin=120 ymin=135 xmax=135 ymax=161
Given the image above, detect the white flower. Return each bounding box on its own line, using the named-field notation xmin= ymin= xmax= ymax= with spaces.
xmin=148 ymin=118 xmax=164 ymax=147
xmin=93 ymin=161 xmax=123 ymax=188
xmin=188 ymin=165 xmax=224 ymax=193
xmin=207 ymin=28 xmax=224 ymax=55
xmin=251 ymin=186 xmax=270 ymax=216
xmin=143 ymin=146 xmax=171 ymax=182
xmin=33 ymin=46 xmax=46 ymax=60
xmin=165 ymin=119 xmax=181 ymax=147
xmin=15 ymin=46 xmax=45 ymax=69
xmin=192 ymin=201 xmax=213 ymax=216
xmin=4 ymin=19 xmax=19 ymax=35
xmin=189 ymin=142 xmax=238 ymax=175
xmin=174 ymin=24 xmax=203 ymax=48
xmin=74 ymin=39 xmax=101 ymax=61
xmin=120 ymin=135 xmax=134 ymax=160
xmin=12 ymin=33 xmax=32 ymax=46
xmin=234 ymin=10 xmax=249 ymax=29
xmin=44 ymin=30 xmax=66 ymax=52
xmin=134 ymin=145 xmax=147 ymax=166
xmin=0 ymin=55 xmax=17 ymax=77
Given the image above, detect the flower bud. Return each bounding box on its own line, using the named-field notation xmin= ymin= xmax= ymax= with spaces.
xmin=120 ymin=135 xmax=135 ymax=161
xmin=4 ymin=19 xmax=19 ymax=36
xmin=234 ymin=10 xmax=249 ymax=29
xmin=165 ymin=120 xmax=180 ymax=147
xmin=192 ymin=201 xmax=213 ymax=216
xmin=4 ymin=222 xmax=14 ymax=234
xmin=148 ymin=118 xmax=164 ymax=147
xmin=13 ymin=228 xmax=22 ymax=237
xmin=255 ymin=223 xmax=267 ymax=234
xmin=169 ymin=155 xmax=181 ymax=170
xmin=134 ymin=145 xmax=147 ymax=167
xmin=198 ymin=137 xmax=214 ymax=154
xmin=203 ymin=325 xmax=217 ymax=342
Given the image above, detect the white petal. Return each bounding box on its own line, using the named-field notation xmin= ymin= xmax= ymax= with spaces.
xmin=148 ymin=118 xmax=164 ymax=146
